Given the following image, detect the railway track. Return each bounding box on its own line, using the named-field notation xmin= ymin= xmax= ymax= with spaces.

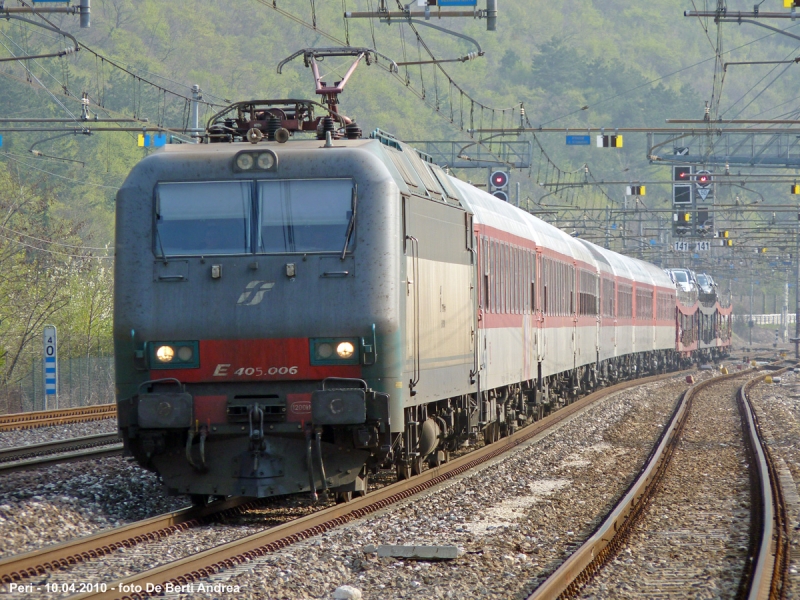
xmin=0 ymin=405 xmax=116 ymax=432
xmin=0 ymin=496 xmax=261 ymax=584
xmin=528 ymin=363 xmax=794 ymax=599
xmin=0 ymin=433 xmax=122 ymax=474
xmin=0 ymin=369 xmax=681 ymax=600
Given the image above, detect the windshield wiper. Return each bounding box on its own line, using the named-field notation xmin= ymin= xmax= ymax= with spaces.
xmin=341 ymin=183 xmax=358 ymax=261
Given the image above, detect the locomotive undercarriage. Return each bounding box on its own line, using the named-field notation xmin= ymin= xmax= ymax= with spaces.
xmin=122 ymin=348 xmax=723 ymax=504
xmin=120 ymin=379 xmax=393 ymax=505
xmin=388 ymin=349 xmax=698 ymax=480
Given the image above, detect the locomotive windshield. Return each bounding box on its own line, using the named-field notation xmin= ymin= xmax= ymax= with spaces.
xmin=153 ymin=179 xmax=353 ymax=257
xmin=257 ymin=179 xmax=353 ymax=253
xmin=155 ymin=181 xmax=251 ymax=256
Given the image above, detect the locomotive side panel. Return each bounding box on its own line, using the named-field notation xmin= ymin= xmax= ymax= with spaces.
xmin=402 ymin=194 xmax=474 ymax=404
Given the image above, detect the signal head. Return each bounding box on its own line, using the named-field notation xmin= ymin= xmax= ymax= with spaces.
xmin=695 ymin=169 xmax=712 ymax=188
xmin=492 ymin=190 xmax=510 ymax=202
xmin=490 ymin=171 xmax=509 ymax=188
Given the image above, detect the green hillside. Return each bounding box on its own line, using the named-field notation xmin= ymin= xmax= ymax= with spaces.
xmin=1 ymin=0 xmax=798 ymax=383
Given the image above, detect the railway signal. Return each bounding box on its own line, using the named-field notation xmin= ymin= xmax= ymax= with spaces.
xmin=626 ymin=185 xmax=645 ymax=196
xmin=695 ymin=169 xmax=713 ymax=202
xmin=673 ymin=166 xmax=692 ymax=205
xmin=673 ymin=211 xmax=692 ymax=236
xmin=489 ymin=170 xmax=509 ymax=201
xmin=596 ymin=134 xmax=623 ymax=148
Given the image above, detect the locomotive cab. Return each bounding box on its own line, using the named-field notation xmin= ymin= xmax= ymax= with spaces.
xmin=115 ymin=135 xmax=406 ymax=502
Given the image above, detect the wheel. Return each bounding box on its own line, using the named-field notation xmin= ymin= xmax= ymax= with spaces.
xmin=335 ymin=491 xmax=353 ymax=504
xmin=429 ymin=449 xmax=450 ymax=468
xmin=396 ymin=462 xmax=412 ymax=481
xmin=190 ymin=494 xmax=209 ymax=507
xmin=354 ymin=472 xmax=369 ymax=498
xmin=410 ymin=455 xmax=424 ymax=476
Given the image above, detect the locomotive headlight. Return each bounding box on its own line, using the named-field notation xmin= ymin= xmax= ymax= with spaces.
xmin=149 ymin=340 xmax=200 ymax=369
xmin=310 ymin=338 xmax=360 ymax=365
xmin=235 ymin=153 xmax=254 ymax=171
xmin=257 ymin=152 xmax=275 ymax=170
xmin=336 ymin=341 xmax=355 ymax=359
xmin=155 ymin=345 xmax=175 ymax=362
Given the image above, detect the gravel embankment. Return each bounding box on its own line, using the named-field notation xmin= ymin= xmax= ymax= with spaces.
xmin=0 ymin=371 xmax=714 ymax=600
xmin=0 ymin=418 xmax=117 ymax=449
xmin=164 ymin=372 xmax=705 ymax=600
xmin=579 ymin=374 xmax=753 ymax=599
xmin=0 ymin=456 xmax=187 ymax=558
xmin=748 ymin=369 xmax=800 ymax=598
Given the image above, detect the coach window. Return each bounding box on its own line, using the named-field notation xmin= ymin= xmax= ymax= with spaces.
xmin=523 ymin=251 xmax=529 ymax=314
xmin=155 ymin=181 xmax=251 ymax=256
xmin=512 ymin=247 xmax=517 ymax=314
xmin=530 ymin=252 xmax=536 ymax=312
xmin=491 ymin=240 xmax=497 ymax=313
xmin=257 ymin=179 xmax=353 ymax=253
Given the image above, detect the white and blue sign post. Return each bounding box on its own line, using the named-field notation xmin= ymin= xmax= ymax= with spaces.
xmin=43 ymin=325 xmax=57 ymax=410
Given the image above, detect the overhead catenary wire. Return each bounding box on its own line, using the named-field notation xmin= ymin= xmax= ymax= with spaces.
xmin=538 ymin=22 xmax=800 ymax=128
xmin=0 ymin=152 xmax=120 ymax=190
xmin=0 ymin=232 xmax=113 ymax=259
xmin=0 ymin=224 xmax=110 ymax=251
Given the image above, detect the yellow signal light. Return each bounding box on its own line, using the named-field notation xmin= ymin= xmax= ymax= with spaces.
xmin=792 ymin=184 xmax=800 ymax=195
xmin=726 ymin=240 xmax=733 ymax=247
xmin=683 ymin=213 xmax=691 ymax=222
xmin=722 ymin=230 xmax=729 ymax=238
xmin=639 ymin=185 xmax=645 ymax=195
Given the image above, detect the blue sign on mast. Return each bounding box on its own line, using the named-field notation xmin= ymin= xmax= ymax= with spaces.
xmin=566 ymin=135 xmax=591 ymax=146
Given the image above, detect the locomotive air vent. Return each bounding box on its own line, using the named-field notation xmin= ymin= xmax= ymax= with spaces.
xmin=227 ymin=395 xmax=286 ymax=423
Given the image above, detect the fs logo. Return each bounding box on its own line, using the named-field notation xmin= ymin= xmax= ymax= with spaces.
xmin=237 ymin=281 xmax=275 ymax=306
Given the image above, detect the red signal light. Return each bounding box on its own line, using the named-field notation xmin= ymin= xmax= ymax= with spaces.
xmin=490 ymin=171 xmax=509 ymax=188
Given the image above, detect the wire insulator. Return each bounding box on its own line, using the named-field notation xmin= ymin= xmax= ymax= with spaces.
xmin=317 ymin=116 xmax=335 ymax=140
xmin=266 ymin=116 xmax=281 ymax=141
xmin=345 ymin=122 xmax=362 ymax=139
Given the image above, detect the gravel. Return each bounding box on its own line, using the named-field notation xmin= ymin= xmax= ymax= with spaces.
xmin=0 ymin=456 xmax=186 ymax=560
xmin=579 ymin=374 xmax=753 ymax=599
xmin=0 ymin=370 xmax=727 ymax=600
xmin=748 ymin=369 xmax=800 ymax=598
xmin=0 ymin=418 xmax=117 ymax=450
xmin=160 ymin=372 xmax=704 ymax=600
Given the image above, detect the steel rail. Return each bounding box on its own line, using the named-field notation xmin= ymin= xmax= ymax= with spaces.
xmin=0 ymin=496 xmax=258 ymax=584
xmin=527 ymin=366 xmax=768 ymax=600
xmin=528 ymin=368 xmax=756 ymax=600
xmin=740 ymin=369 xmax=793 ymax=599
xmin=0 ymin=439 xmax=123 ymax=475
xmin=0 ymin=404 xmax=116 ymax=431
xmin=68 ymin=369 xmax=690 ymax=600
xmin=0 ymin=433 xmax=119 ymax=464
